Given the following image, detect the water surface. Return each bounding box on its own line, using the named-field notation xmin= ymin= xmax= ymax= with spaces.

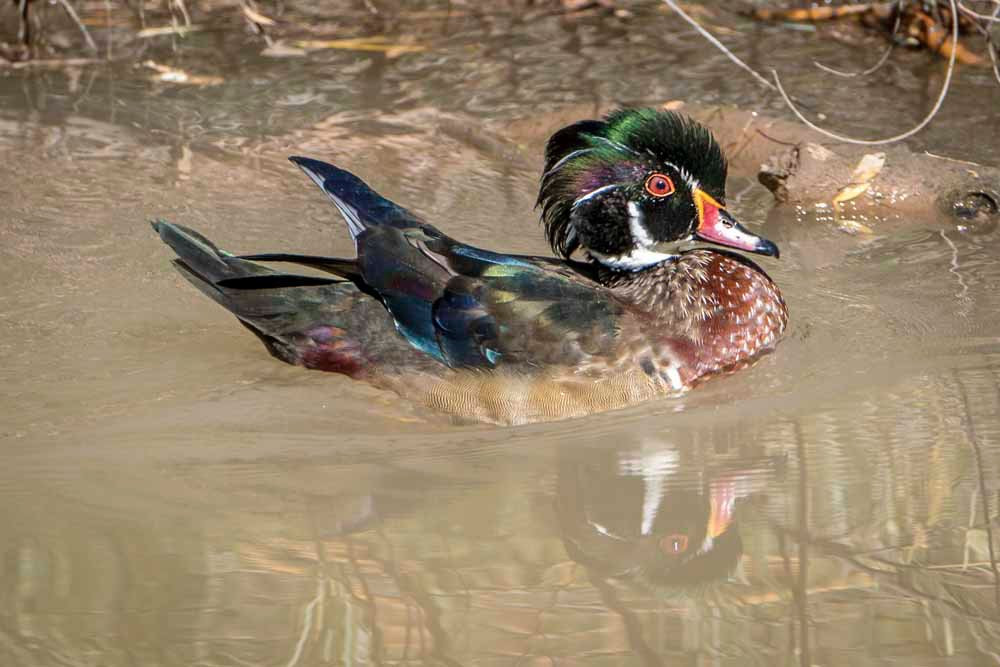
xmin=1 ymin=3 xmax=999 ymax=665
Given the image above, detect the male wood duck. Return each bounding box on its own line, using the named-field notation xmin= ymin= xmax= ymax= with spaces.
xmin=153 ymin=108 xmax=787 ymax=425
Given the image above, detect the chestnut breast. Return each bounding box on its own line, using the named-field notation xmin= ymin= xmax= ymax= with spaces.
xmin=608 ymin=250 xmax=788 ymax=388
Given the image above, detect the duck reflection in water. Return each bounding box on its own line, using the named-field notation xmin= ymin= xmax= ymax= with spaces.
xmin=557 ymin=439 xmax=784 ymax=589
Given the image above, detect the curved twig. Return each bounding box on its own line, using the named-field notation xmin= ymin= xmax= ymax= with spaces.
xmin=986 ymin=2 xmax=1000 ymax=84
xmin=772 ymin=0 xmax=959 ymax=146
xmin=814 ymin=41 xmax=896 ymax=77
xmin=957 ymin=0 xmax=1000 ymax=23
xmin=660 ymin=0 xmax=778 ymax=91
xmin=814 ymin=0 xmax=905 ymax=78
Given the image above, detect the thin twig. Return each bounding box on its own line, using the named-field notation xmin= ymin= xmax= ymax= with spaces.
xmin=924 ymin=150 xmax=985 ymax=166
xmin=174 ymin=0 xmax=192 ymax=27
xmin=56 ymin=0 xmax=98 ymax=52
xmin=772 ymin=0 xmax=959 ymax=145
xmin=17 ymin=0 xmax=29 ymax=47
xmin=814 ymin=1 xmax=905 ymax=78
xmin=660 ymin=0 xmax=777 ymax=91
xmin=957 ymin=0 xmax=1000 ymax=22
xmin=986 ymin=2 xmax=1000 ymax=84
xmin=955 ymin=372 xmax=1000 ymax=611
xmin=5 ymin=57 xmax=105 ymax=68
xmin=105 ymin=0 xmax=112 ymax=60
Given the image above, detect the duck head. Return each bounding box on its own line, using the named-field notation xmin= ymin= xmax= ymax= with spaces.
xmin=537 ymin=108 xmax=779 ymax=271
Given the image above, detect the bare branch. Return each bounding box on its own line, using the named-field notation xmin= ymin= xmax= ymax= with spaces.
xmin=985 ymin=1 xmax=1000 ymax=84
xmin=56 ymin=0 xmax=98 ymax=52
xmin=660 ymin=0 xmax=777 ymax=92
xmin=813 ymin=0 xmax=905 ymax=78
xmin=773 ymin=0 xmax=959 ymax=145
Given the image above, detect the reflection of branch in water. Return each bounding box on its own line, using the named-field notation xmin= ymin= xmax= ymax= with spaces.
xmin=939 ymin=229 xmax=970 ymax=299
xmin=589 ymin=575 xmax=663 ymax=666
xmin=795 ymin=423 xmax=811 ymax=667
xmin=286 ymin=576 xmax=325 ymax=667
xmin=372 ymin=526 xmax=462 ymax=667
xmin=954 ymin=372 xmax=1000 ymax=610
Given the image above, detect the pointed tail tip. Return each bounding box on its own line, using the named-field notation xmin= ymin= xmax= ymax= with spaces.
xmin=289 ymin=156 xmax=328 ymax=173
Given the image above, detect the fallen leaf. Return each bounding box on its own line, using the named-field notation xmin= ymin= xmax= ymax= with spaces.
xmin=242 ymin=4 xmax=276 ymax=26
xmin=261 ymin=41 xmax=307 ymax=58
xmin=136 ymin=24 xmax=207 ymax=38
xmin=294 ymin=37 xmax=426 ymax=56
xmin=836 ymin=219 xmax=874 ymax=235
xmin=143 ymin=60 xmax=223 ymax=86
xmin=850 ymin=152 xmax=886 ymax=184
xmin=833 ymin=152 xmax=885 ymax=206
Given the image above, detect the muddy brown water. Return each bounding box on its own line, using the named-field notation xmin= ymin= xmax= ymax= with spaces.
xmin=2 ymin=3 xmax=1000 ymax=665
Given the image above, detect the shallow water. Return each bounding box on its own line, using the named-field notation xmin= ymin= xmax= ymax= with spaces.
xmin=1 ymin=2 xmax=999 ymax=665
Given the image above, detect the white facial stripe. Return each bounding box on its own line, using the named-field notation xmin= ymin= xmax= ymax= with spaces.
xmin=627 ymin=201 xmax=654 ymax=247
xmin=570 ymin=163 xmax=702 ymax=272
xmin=572 ymin=183 xmax=620 ymax=209
xmin=588 ymin=201 xmax=675 ymax=271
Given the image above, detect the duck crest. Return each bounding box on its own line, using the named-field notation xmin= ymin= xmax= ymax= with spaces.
xmin=537 ymin=108 xmax=727 ymax=261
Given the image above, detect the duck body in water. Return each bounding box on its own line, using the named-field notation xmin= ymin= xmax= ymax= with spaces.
xmin=153 ymin=109 xmax=787 ymax=425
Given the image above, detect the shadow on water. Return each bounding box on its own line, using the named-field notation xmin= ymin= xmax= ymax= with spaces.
xmin=1 ymin=2 xmax=999 ymax=665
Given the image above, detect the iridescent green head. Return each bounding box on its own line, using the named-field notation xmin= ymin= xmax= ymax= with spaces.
xmin=537 ymin=108 xmax=778 ymax=271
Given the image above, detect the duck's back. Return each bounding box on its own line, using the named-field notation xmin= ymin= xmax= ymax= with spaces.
xmin=383 ymin=250 xmax=786 ymax=424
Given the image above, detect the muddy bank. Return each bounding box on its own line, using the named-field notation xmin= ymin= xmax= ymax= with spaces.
xmin=498 ymin=102 xmax=1000 ymax=228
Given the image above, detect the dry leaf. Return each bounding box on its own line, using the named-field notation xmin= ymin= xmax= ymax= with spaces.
xmin=833 ymin=152 xmax=885 ymax=206
xmin=242 ymin=4 xmax=276 ymax=26
xmin=136 ymin=24 xmax=206 ymax=38
xmin=261 ymin=41 xmax=307 ymax=58
xmin=294 ymin=37 xmax=426 ymax=56
xmin=143 ymin=60 xmax=223 ymax=86
xmin=836 ymin=219 xmax=874 ymax=235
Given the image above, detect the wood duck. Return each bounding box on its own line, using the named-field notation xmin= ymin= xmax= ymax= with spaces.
xmin=153 ymin=108 xmax=787 ymax=425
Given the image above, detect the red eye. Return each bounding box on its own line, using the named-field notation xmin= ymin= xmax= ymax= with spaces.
xmin=644 ymin=173 xmax=675 ymax=198
xmin=659 ymin=534 xmax=689 ymax=555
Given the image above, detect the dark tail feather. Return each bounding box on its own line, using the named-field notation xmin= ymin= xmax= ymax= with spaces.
xmin=152 ymin=220 xmax=278 ymax=308
xmin=153 ymin=220 xmax=359 ymax=364
xmin=237 ymin=252 xmax=363 ymax=282
xmin=154 ymin=220 xmax=443 ymax=377
xmin=289 ymin=156 xmax=417 ymax=241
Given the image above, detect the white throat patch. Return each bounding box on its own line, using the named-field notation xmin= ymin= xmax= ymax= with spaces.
xmin=589 ymin=201 xmax=677 ymax=271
